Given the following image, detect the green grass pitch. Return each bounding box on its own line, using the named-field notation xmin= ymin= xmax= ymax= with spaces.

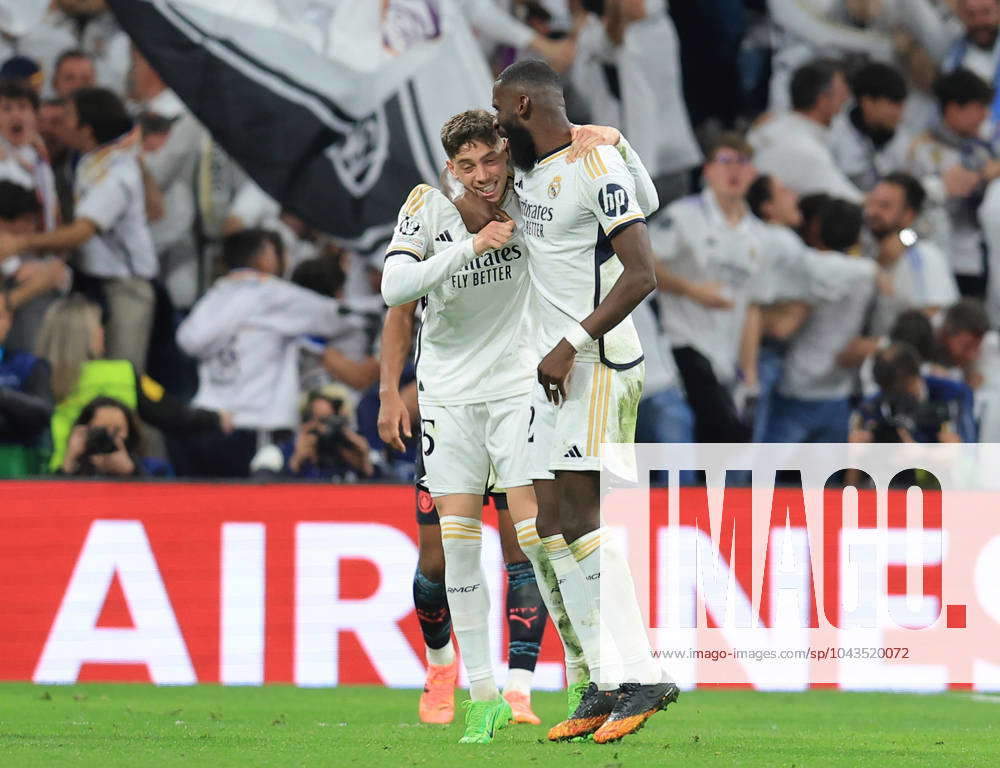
xmin=1 ymin=683 xmax=997 ymax=767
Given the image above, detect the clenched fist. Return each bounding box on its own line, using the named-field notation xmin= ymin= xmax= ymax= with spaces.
xmin=473 ymin=218 xmax=516 ymax=255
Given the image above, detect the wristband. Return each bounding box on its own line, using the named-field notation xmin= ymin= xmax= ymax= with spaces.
xmin=564 ymin=323 xmax=593 ymax=352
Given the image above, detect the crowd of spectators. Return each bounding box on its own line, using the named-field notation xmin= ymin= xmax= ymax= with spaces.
xmin=1 ymin=0 xmax=1000 ymax=482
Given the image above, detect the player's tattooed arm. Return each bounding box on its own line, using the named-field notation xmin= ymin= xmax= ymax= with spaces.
xmin=377 ymin=302 xmax=417 ymax=452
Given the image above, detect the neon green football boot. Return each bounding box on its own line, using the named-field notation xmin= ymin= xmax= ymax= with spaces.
xmin=458 ymin=696 xmax=513 ymax=744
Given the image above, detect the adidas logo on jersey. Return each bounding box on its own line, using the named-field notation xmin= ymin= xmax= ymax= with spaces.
xmin=434 ymin=230 xmax=454 ymax=242
xmin=563 ymin=445 xmax=583 ymax=458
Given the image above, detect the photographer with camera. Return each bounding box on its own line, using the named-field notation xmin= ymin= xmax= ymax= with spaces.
xmin=851 ymin=341 xmax=977 ymax=445
xmin=59 ymin=396 xmax=144 ymax=477
xmin=251 ymin=386 xmax=374 ymax=481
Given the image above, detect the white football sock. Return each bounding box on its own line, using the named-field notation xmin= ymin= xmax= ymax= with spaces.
xmin=440 ymin=515 xmax=497 ymax=702
xmin=504 ymin=667 xmax=534 ymax=696
xmin=542 ymin=532 xmax=622 ymax=690
xmin=571 ymin=527 xmax=658 ymax=685
xmin=426 ymin=639 xmax=455 ymax=667
xmin=514 ymin=519 xmax=589 ymax=684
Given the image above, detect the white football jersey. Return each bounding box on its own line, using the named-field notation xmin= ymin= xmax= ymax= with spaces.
xmin=650 ymin=190 xmax=770 ymax=385
xmin=514 ymin=143 xmax=647 ymax=370
xmin=385 ymin=182 xmax=533 ymax=405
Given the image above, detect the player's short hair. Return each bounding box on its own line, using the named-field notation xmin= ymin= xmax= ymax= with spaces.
xmin=890 ymin=310 xmax=935 ymax=360
xmin=942 ymin=298 xmax=991 ymax=337
xmin=440 ymin=109 xmax=499 ymax=158
xmin=222 ymin=227 xmax=284 ymax=272
xmin=818 ymin=198 xmax=862 ymax=252
xmin=745 ymin=174 xmax=773 ymax=219
xmin=0 ymin=180 xmax=42 ymax=221
xmin=790 ymin=59 xmax=842 ymax=111
xmin=496 ymin=58 xmax=561 ymax=92
xmin=851 ymin=61 xmax=908 ymax=103
xmin=873 ymin=342 xmax=923 ymax=393
xmin=290 ymin=245 xmax=348 ymax=298
xmin=881 ymin=171 xmax=927 ymax=213
xmin=934 ymin=67 xmax=994 ymax=108
xmin=71 ymin=87 xmax=132 ymax=144
xmin=0 ymin=78 xmax=39 ymax=110
xmin=705 ymin=131 xmax=753 ymax=162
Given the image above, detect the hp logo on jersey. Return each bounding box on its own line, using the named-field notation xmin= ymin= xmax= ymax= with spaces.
xmin=598 ymin=183 xmax=629 ymax=217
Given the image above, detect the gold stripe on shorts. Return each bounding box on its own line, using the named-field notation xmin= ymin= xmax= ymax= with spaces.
xmin=595 ymin=366 xmax=613 ymax=456
xmin=586 ymin=364 xmax=600 ymax=456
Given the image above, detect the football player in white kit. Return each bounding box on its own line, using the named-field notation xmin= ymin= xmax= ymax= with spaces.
xmin=492 ymin=59 xmax=679 ymax=744
xmin=379 ymin=111 xmax=651 ymax=743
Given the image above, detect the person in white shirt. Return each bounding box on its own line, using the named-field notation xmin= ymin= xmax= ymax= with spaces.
xmin=380 ymin=108 xmax=649 ymax=737
xmin=494 ymin=59 xmax=679 ymax=744
xmin=864 ymin=172 xmax=961 ymax=336
xmin=288 ymin=249 xmax=380 ymax=403
xmin=0 ymin=87 xmax=158 ymax=373
xmin=908 ymin=68 xmax=1000 ymax=298
xmin=176 ymin=228 xmax=343 ymax=477
xmin=763 ymin=198 xmax=878 ymax=443
xmin=44 ymin=1 xmax=131 ymax=96
xmin=942 ymin=0 xmax=1000 ymax=90
xmin=224 ymin=181 xmax=322 ymax=279
xmin=654 ymin=133 xmax=767 ymax=443
xmin=130 ymin=48 xmax=205 ymax=312
xmin=749 ymin=59 xmax=863 ymax=203
xmin=0 ymin=80 xmax=58 ymax=231
xmin=829 ymin=61 xmax=912 ymax=192
xmin=766 ymin=0 xmax=894 ymax=114
xmin=745 ymin=173 xmax=812 ymax=440
xmin=382 ymin=0 xmax=576 ymax=71
xmin=570 ymin=0 xmax=701 ymax=189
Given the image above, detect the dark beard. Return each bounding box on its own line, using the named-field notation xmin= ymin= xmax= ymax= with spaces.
xmin=502 ymin=122 xmax=538 ymax=170
xmin=971 ymin=27 xmax=999 ymax=50
xmin=866 ymin=222 xmax=894 ymax=240
xmin=851 ymin=106 xmax=895 ymax=149
xmin=866 ymin=125 xmax=896 ymax=149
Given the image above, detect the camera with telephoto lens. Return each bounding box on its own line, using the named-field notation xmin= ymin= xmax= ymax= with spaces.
xmin=870 ymin=395 xmax=952 ymax=443
xmin=84 ymin=426 xmax=118 ymax=455
xmin=309 ymin=414 xmax=350 ymax=468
